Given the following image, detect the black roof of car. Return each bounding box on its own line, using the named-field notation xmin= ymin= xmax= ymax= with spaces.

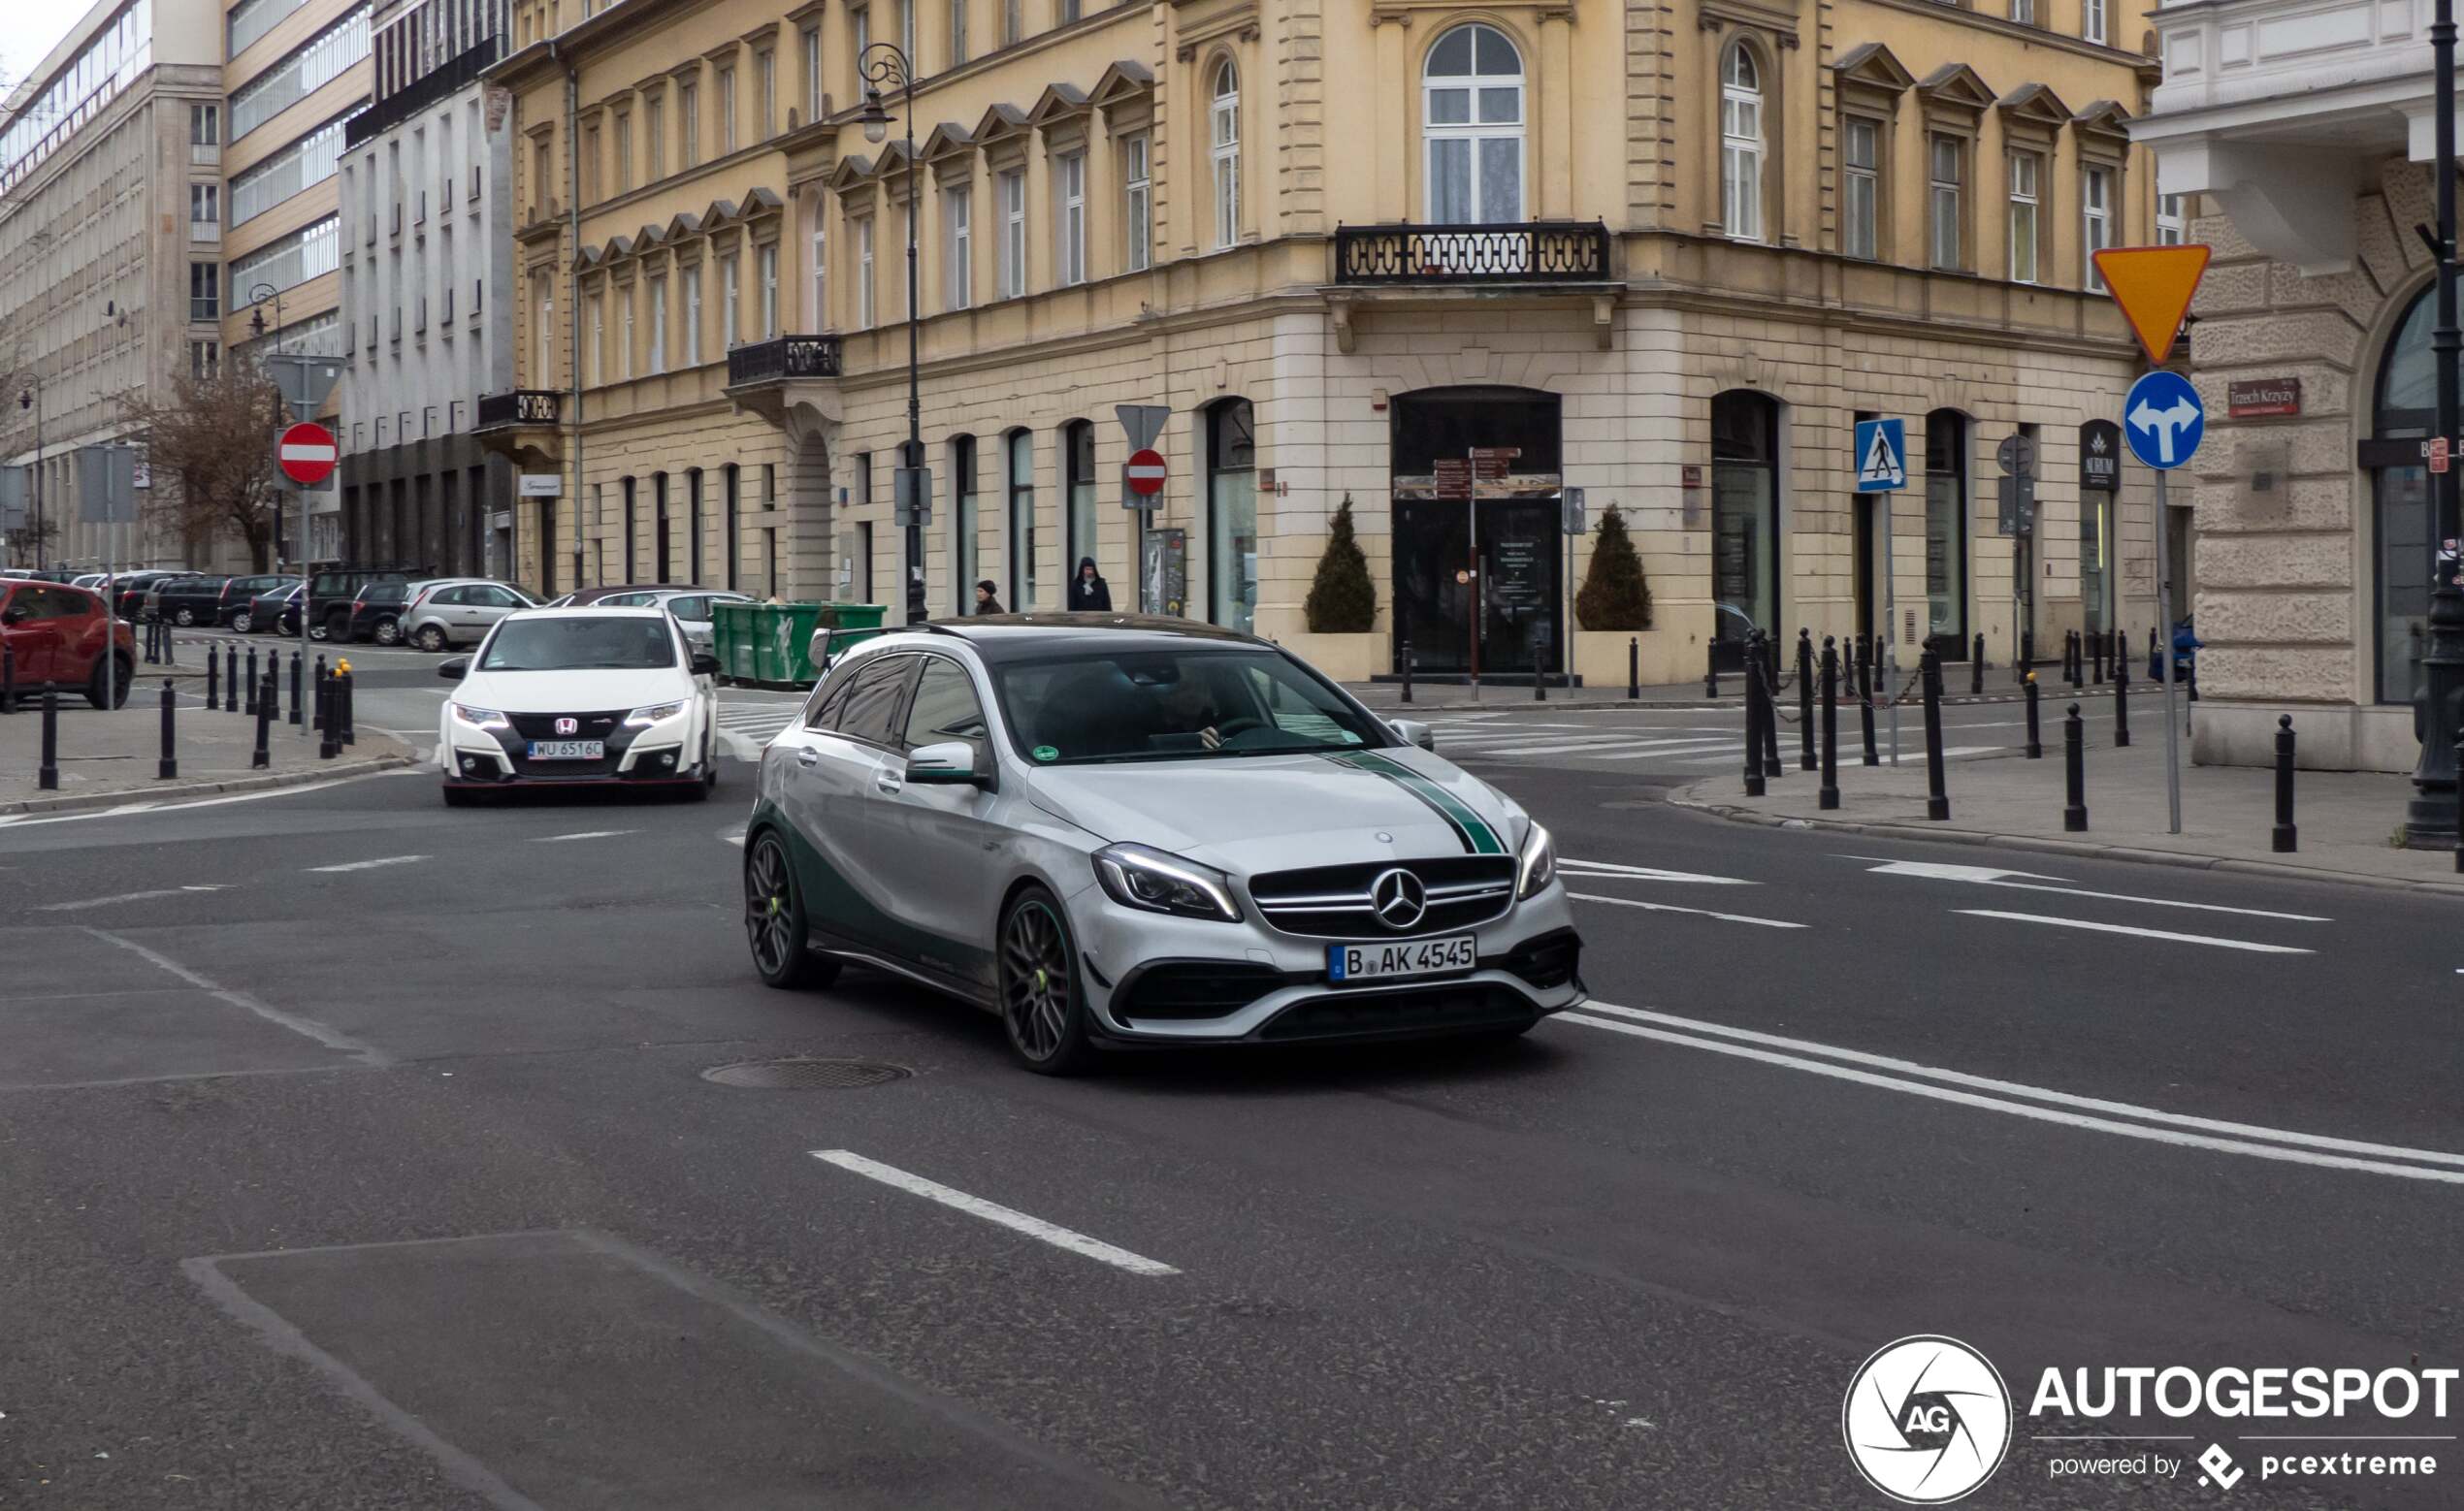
xmin=874 ymin=613 xmax=1263 ymax=664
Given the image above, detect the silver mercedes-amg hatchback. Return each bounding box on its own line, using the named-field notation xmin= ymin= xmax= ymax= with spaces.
xmin=742 ymin=615 xmax=1584 ymax=1073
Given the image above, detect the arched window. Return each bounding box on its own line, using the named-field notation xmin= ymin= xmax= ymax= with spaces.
xmin=1007 ymin=429 xmax=1037 ymax=610
xmin=950 ymin=434 xmax=978 ymax=616
xmin=2373 ymin=285 xmax=2436 ymax=704
xmin=1210 ymin=60 xmax=1240 ymax=249
xmin=1720 ymin=44 xmax=1763 ymax=241
xmin=1422 ymin=23 xmax=1523 ymax=225
xmin=1062 ymin=419 xmax=1096 ymax=578
xmin=1206 ymin=399 xmax=1256 ymax=630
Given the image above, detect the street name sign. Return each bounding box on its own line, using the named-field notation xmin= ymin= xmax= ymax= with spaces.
xmin=2123 ymin=370 xmax=2205 ymax=470
xmin=1854 ymin=419 xmax=1906 ymax=492
xmin=276 ymin=422 xmax=339 ymax=486
xmin=2091 ymin=244 xmax=2211 ymax=366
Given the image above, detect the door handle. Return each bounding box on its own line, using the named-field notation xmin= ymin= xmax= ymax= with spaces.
xmin=874 ymin=770 xmax=902 ymax=794
xmin=795 ymin=747 xmax=820 ymax=767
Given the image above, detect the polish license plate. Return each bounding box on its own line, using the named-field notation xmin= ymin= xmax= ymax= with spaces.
xmin=1328 ymin=934 xmax=1476 ymax=982
xmin=525 ymin=739 xmax=604 ymax=760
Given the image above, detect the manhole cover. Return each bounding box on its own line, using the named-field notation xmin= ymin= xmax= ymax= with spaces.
xmin=699 ymin=1057 xmax=912 ymax=1090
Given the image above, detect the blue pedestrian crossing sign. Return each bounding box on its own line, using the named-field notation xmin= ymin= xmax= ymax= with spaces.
xmin=1854 ymin=418 xmax=1907 ymax=492
xmin=2123 ymin=369 xmax=2204 ymax=470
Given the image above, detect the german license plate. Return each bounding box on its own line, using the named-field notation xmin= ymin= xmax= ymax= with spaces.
xmin=1328 ymin=934 xmax=1476 ymax=982
xmin=525 ymin=739 xmax=603 ymax=760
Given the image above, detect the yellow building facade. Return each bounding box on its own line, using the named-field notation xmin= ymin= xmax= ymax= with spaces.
xmin=489 ymin=0 xmax=2168 ymax=684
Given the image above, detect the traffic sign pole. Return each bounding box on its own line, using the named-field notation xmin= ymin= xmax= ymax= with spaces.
xmin=2156 ymin=466 xmax=2183 ymax=835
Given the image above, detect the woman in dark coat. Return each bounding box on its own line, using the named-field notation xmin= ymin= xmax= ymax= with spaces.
xmin=1068 ymin=557 xmax=1113 ymax=612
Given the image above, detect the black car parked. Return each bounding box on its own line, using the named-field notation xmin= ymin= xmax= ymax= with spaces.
xmin=146 ymin=574 xmax=230 ymax=626
xmin=307 ymin=566 xmax=419 ymax=642
xmin=245 ymin=583 xmax=305 ymax=635
xmin=343 ymin=577 xmax=424 ymax=644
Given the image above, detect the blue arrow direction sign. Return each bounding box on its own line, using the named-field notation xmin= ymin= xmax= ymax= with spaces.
xmin=1854 ymin=418 xmax=1907 ymax=492
xmin=2123 ymin=370 xmax=2204 ymax=470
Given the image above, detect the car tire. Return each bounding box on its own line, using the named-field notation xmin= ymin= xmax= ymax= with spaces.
xmin=373 ymin=617 xmax=402 ymax=647
xmin=998 ymin=886 xmax=1098 ymax=1076
xmin=230 ymin=611 xmax=252 ymax=633
xmin=308 ymin=620 xmax=328 ymax=641
xmin=173 ymin=606 xmax=196 ymax=627
xmin=84 ymin=656 xmax=133 ymax=710
xmin=744 ymin=830 xmax=838 ymax=989
xmin=703 ymin=731 xmax=720 ymax=788
xmin=412 ymin=624 xmax=448 ymax=652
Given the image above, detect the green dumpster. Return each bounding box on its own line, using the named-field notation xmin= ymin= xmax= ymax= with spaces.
xmin=711 ymin=601 xmax=892 ymax=688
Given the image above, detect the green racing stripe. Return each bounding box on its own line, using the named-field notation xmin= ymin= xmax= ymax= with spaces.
xmin=1323 ymin=750 xmax=1507 ymax=854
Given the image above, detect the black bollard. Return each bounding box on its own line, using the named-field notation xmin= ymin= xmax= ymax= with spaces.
xmin=1399 ymin=641 xmax=1412 ymax=705
xmin=1534 ymin=636 xmax=1546 ymax=702
xmin=2025 ymin=674 xmax=2042 ymax=758
xmin=2021 ymin=628 xmax=2036 ymax=682
xmin=2 ymin=641 xmax=15 ymax=715
xmin=1921 ymin=649 xmax=1949 ymax=820
xmin=1742 ymin=630 xmax=1767 ymax=797
xmin=340 ymin=669 xmax=356 ymax=746
xmin=2072 ymin=629 xmax=2086 ymax=688
xmin=2062 ymin=702 xmax=2088 ymax=832
xmin=244 ymin=647 xmax=259 ymax=715
xmin=223 ymin=644 xmax=238 ymax=712
xmin=1858 ymin=630 xmax=1878 ymax=766
xmin=1797 ymin=629 xmax=1816 ymax=771
xmin=252 ymin=668 xmax=274 ymax=768
xmin=37 ymin=685 xmax=58 ymax=790
xmin=2147 ymin=625 xmax=2159 ymax=679
xmin=2272 ymin=715 xmax=2297 ymax=853
xmin=2114 ymin=652 xmax=2131 ymax=748
xmin=316 ymin=670 xmax=339 ymax=760
xmin=289 ymin=650 xmax=303 ymax=726
xmin=2092 ymin=628 xmax=2107 ymax=684
xmin=1702 ymin=639 xmax=1717 ymax=700
xmin=158 ymin=679 xmax=178 ymax=780
xmin=1819 ymin=637 xmax=1840 ymax=811
xmin=1970 ymin=632 xmax=1984 ymax=695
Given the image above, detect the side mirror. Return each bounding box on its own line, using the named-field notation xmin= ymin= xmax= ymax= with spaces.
xmin=691 ymin=651 xmax=721 ymax=677
xmin=807 ymin=627 xmax=835 ymax=672
xmin=1388 ymin=718 xmax=1436 ymax=753
xmin=0 ymin=608 xmax=23 ymax=626
xmin=438 ymin=656 xmax=470 ymax=680
xmin=906 ymin=739 xmax=989 ymax=788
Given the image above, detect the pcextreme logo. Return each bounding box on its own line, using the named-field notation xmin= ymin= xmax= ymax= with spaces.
xmin=1842 ymin=1335 xmax=2014 ymax=1504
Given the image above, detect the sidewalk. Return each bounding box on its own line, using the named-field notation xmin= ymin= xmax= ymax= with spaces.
xmin=0 ymin=686 xmax=412 ymax=816
xmin=1343 ymin=668 xmax=2160 ymax=714
xmin=1670 ymin=718 xmax=2464 ymax=895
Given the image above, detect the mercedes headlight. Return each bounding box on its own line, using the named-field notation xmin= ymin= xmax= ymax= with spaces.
xmin=1516 ymin=821 xmax=1556 ymax=899
xmin=625 ymin=699 xmax=687 ymax=727
xmin=1092 ymin=843 xmax=1242 ymax=922
xmin=449 ymin=702 xmax=509 ymax=731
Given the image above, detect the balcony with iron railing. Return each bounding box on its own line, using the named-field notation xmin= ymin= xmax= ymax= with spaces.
xmin=1331 ymin=222 xmax=1613 ymax=285
xmin=475 ymin=389 xmax=562 ymax=429
xmin=726 ymin=335 xmax=844 ymax=387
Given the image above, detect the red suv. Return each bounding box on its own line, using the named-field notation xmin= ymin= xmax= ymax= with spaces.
xmin=0 ymin=581 xmax=138 ymax=708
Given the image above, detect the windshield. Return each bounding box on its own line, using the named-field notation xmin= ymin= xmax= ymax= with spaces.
xmin=993 ymin=648 xmax=1387 ymax=765
xmin=479 ymin=616 xmax=677 ymax=671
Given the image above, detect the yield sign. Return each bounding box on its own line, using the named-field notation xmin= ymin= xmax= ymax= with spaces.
xmin=2091 ymin=244 xmax=2211 ymax=366
xmin=276 ymin=421 xmax=338 ymax=485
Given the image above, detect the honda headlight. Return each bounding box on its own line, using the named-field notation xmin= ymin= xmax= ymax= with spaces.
xmin=449 ymin=702 xmax=509 ymax=731
xmin=1092 ymin=843 xmax=1242 ymax=922
xmin=625 ymin=699 xmax=687 ymax=727
xmin=1516 ymin=821 xmax=1556 ymax=899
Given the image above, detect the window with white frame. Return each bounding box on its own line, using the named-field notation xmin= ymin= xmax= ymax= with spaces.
xmin=946 ymin=185 xmax=972 ymax=308
xmin=685 ymin=266 xmax=701 ymax=362
xmin=2084 ymin=0 xmax=2106 ymax=44
xmin=1056 ymin=151 xmax=1086 ymax=285
xmin=680 ymin=80 xmax=698 ymax=166
xmin=646 ymin=97 xmax=665 ymax=177
xmin=190 ymin=182 xmax=219 ymax=231
xmin=620 ymin=284 xmax=635 ymax=377
xmin=808 ymin=217 xmax=827 ymax=326
xmin=851 ymin=8 xmax=869 ymax=98
xmin=1123 ymin=131 xmax=1151 ymax=271
xmin=1929 ymin=134 xmax=1963 ymax=270
xmin=998 ymin=167 xmax=1026 ymax=297
xmin=760 ymin=242 xmax=778 ymax=336
xmin=896 ymin=200 xmax=912 ymax=317
xmin=1210 ymin=60 xmax=1240 ymax=247
xmin=899 ymin=0 xmax=915 ymax=70
xmin=1002 ymin=0 xmax=1021 ymax=46
xmin=1843 ymin=116 xmax=1879 ymax=260
xmin=2156 ymin=194 xmax=2186 ymax=244
xmin=2012 ymin=0 xmax=2034 ymax=24
xmin=1422 ymin=23 xmax=1522 ymax=225
xmin=2083 ymin=166 xmax=2113 ymax=289
xmin=588 ymin=292 xmax=604 ymax=385
xmin=533 ymin=269 xmax=554 ymax=384
xmin=857 ymin=214 xmax=876 ymax=325
xmin=757 ymin=50 xmax=775 ymax=138
xmin=803 ymin=27 xmax=823 ymax=120
xmin=722 ymin=253 xmax=741 ymax=345
xmin=2007 ymin=149 xmax=2039 ymax=283
xmin=648 ymin=273 xmax=668 ymax=371
xmin=949 ymin=0 xmax=968 ymax=65
xmin=718 ymin=66 xmax=737 ymax=153
xmin=1719 ymin=45 xmax=1763 ymax=241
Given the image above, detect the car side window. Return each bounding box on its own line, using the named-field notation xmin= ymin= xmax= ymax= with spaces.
xmin=829 ymin=656 xmax=917 ymax=747
xmin=901 ymin=658 xmax=991 ymax=765
xmin=477 ymin=587 xmax=522 ymax=608
xmin=667 ymin=595 xmax=710 ymax=621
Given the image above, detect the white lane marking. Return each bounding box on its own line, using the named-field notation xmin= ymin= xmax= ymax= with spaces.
xmin=1858 ymin=858 xmax=2330 ymax=922
xmin=1570 ymin=891 xmax=1807 ymax=928
xmin=84 ymin=927 xmax=389 ymax=1067
xmin=531 ymin=829 xmax=637 ymax=843
xmin=1957 ymin=909 xmax=2313 ymax=954
xmin=809 ymin=1149 xmax=1181 ymax=1276
xmin=37 ymin=885 xmax=229 ymax=913
xmin=308 ymin=854 xmax=430 ymax=874
xmin=1561 ymin=1003 xmax=2464 ymax=1182
xmin=1560 ymin=858 xmax=1756 ymax=886
xmin=0 ymin=770 xmax=407 ymax=828
xmin=1576 ymin=739 xmax=1741 ymax=761
xmin=720 ymin=826 xmax=747 ymax=848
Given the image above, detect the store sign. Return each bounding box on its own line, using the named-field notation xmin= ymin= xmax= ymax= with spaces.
xmin=2079 ymin=419 xmax=2121 ymax=495
xmin=2227 ymin=376 xmax=2302 ymax=418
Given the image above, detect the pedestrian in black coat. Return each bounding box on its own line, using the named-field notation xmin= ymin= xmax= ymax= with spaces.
xmin=1068 ymin=557 xmax=1112 ymax=612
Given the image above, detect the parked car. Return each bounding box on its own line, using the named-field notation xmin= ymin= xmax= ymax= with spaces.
xmin=343 ymin=577 xmax=467 ymax=645
xmin=112 ymin=571 xmax=188 ymax=619
xmin=402 ymin=579 xmax=540 ymax=651
xmin=541 ymin=583 xmax=694 ymax=609
xmin=0 ymin=580 xmax=138 ymax=707
xmin=243 ymin=582 xmax=306 ymax=636
xmin=144 ymin=573 xmax=225 ymax=625
xmin=742 ymin=617 xmax=1583 ymax=1074
xmin=307 ymin=566 xmax=417 ymax=642
xmin=638 ymin=589 xmax=754 ymax=656
xmin=434 ymin=606 xmax=721 ymax=804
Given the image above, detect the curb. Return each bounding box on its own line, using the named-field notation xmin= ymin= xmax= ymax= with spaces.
xmin=1663 ymin=785 xmax=2464 ymax=899
xmin=0 ymin=751 xmax=416 ymax=817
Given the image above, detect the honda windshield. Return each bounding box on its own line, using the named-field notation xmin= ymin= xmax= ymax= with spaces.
xmin=993 ymin=649 xmax=1387 ymax=765
xmin=479 ymin=617 xmax=677 ymax=671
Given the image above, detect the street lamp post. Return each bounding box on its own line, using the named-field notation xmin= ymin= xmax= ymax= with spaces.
xmin=858 ymin=43 xmax=928 ymax=626
xmin=2407 ymin=0 xmax=2464 ymax=847
xmin=16 ymin=382 xmax=40 ymax=569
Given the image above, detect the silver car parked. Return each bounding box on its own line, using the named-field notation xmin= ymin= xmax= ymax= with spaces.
xmin=403 ymin=580 xmax=541 ymax=651
xmin=743 ymin=615 xmax=1584 ymax=1074
xmin=600 ymin=589 xmax=753 ymax=656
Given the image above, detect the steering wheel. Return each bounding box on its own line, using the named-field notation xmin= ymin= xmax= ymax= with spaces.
xmin=1210 ymin=716 xmax=1267 ymax=743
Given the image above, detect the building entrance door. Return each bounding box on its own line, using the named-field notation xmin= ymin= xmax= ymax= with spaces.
xmin=1391 ymin=498 xmax=1562 ymax=678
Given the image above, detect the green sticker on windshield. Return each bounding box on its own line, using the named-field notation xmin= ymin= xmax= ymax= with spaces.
xmin=1033 ymin=744 xmax=1059 ymax=762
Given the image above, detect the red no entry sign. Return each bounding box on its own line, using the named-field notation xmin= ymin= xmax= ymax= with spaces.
xmin=276 ymin=421 xmax=338 ymax=485
xmin=1124 ymin=447 xmax=1167 ymax=496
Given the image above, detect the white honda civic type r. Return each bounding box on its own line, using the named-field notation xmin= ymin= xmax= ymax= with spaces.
xmin=434 ymin=606 xmax=723 ymax=805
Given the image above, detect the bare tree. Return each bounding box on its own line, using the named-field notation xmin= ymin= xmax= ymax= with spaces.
xmin=115 ymin=351 xmax=286 ymax=570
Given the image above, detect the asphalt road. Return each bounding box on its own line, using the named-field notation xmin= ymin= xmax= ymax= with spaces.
xmin=0 ymin=690 xmax=2453 ymax=1510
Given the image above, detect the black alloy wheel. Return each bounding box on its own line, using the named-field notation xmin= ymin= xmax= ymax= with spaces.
xmin=744 ymin=831 xmax=836 ymax=989
xmin=998 ymin=888 xmax=1096 ymax=1075
xmin=173 ymin=606 xmax=196 ymax=627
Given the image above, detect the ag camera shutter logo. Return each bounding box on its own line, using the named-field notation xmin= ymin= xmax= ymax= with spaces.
xmin=1842 ymin=1334 xmax=2013 ymax=1503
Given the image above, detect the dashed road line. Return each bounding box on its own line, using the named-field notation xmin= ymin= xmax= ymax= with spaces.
xmin=37 ymin=885 xmax=229 ymax=912
xmin=810 ymin=1149 xmax=1182 ymax=1276
xmin=84 ymin=927 xmax=389 ymax=1067
xmin=1956 ymin=909 xmax=2313 ymax=954
xmin=1569 ymin=891 xmax=1807 ymax=928
xmin=532 ymin=829 xmax=638 ymax=843
xmin=308 ymin=854 xmax=431 ymax=874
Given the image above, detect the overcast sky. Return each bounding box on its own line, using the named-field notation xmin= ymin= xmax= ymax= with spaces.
xmin=4 ymin=4 xmax=90 ymax=98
